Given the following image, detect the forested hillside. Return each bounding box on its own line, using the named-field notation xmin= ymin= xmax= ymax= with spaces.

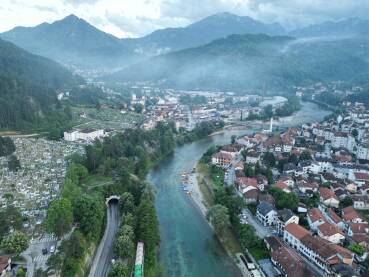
xmin=0 ymin=38 xmax=82 ymax=131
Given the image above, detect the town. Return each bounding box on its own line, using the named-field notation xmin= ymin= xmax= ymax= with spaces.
xmin=208 ymin=99 xmax=369 ymax=276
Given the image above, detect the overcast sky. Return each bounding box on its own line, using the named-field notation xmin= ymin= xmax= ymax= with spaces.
xmin=1 ymin=0 xmax=369 ymax=38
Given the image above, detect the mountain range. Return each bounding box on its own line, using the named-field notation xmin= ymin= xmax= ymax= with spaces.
xmin=2 ymin=13 xmax=369 ymax=90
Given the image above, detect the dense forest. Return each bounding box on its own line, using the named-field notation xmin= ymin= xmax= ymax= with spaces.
xmin=0 ymin=136 xmax=15 ymax=156
xmin=0 ymin=38 xmax=82 ymax=132
xmin=44 ymin=122 xmax=177 ymax=276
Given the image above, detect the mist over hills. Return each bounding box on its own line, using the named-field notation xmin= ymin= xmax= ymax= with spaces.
xmin=290 ymin=17 xmax=369 ymax=38
xmin=106 ymin=34 xmax=369 ymax=91
xmin=121 ymin=12 xmax=285 ymax=56
xmin=1 ymin=13 xmax=285 ymax=69
xmin=2 ymin=12 xmax=369 ymax=91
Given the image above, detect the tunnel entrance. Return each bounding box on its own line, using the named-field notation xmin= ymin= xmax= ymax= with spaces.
xmin=105 ymin=195 xmax=120 ymax=206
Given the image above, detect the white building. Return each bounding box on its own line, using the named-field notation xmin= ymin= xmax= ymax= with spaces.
xmin=64 ymin=129 xmax=105 ymax=142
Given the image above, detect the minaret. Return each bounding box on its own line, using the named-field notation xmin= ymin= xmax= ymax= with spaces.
xmin=269 ymin=117 xmax=273 ymax=133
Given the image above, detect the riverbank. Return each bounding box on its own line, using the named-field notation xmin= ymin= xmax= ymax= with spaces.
xmin=187 ymin=164 xmax=247 ymax=276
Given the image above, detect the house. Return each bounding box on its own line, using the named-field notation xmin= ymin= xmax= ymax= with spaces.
xmin=342 ymin=206 xmax=365 ymax=224
xmin=0 ymin=256 xmax=10 ymax=277
xmin=346 ymin=183 xmax=358 ymax=193
xmin=316 ymin=222 xmax=345 ymax=244
xmin=271 ymin=244 xmax=315 ymax=277
xmin=298 ymin=203 xmax=308 ymax=213
xmin=297 ymin=180 xmax=319 ymax=195
xmin=283 ymin=163 xmax=297 ymax=175
xmin=276 ymin=209 xmax=299 ymax=235
xmin=347 ymin=223 xmax=369 ymax=237
xmin=353 ymin=172 xmax=369 ymax=186
xmin=256 ymin=202 xmax=277 ymax=226
xmin=243 ymin=189 xmax=259 ymax=204
xmin=352 ymin=194 xmax=369 ymax=210
xmin=279 ymin=175 xmax=295 ymax=187
xmin=258 ymin=194 xmax=275 ymax=205
xmin=212 ymin=152 xmax=232 ymax=168
xmin=299 ymin=235 xmax=354 ymax=272
xmin=274 ymin=181 xmax=292 ymax=193
xmin=220 ymin=144 xmax=243 ymax=158
xmin=319 ymin=187 xmax=339 ymax=208
xmin=245 ymin=150 xmax=260 ymax=165
xmin=325 ymin=208 xmax=345 ymax=230
xmin=351 ymin=234 xmax=369 ymax=250
xmin=284 ymin=224 xmax=354 ymax=273
xmin=236 ymin=177 xmax=258 ymax=194
xmin=307 ymin=208 xmax=326 ymax=231
xmin=283 ymin=223 xmax=311 ymax=250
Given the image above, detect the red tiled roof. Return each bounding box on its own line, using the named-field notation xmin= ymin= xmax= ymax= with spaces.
xmin=327 ymin=208 xmax=342 ymax=224
xmin=285 ymin=223 xmax=310 ymax=239
xmin=308 ymin=208 xmax=326 ymax=224
xmin=0 ymin=256 xmax=10 ymax=272
xmin=244 ymin=189 xmax=259 ymax=200
xmin=213 ymin=152 xmax=232 ymax=160
xmin=236 ymin=177 xmax=258 ymax=187
xmin=319 ymin=187 xmax=338 ymax=201
xmin=271 ymin=246 xmax=315 ymax=277
xmin=317 ymin=222 xmax=344 ymax=237
xmin=354 ymin=172 xmax=369 ymax=181
xmin=349 ymin=223 xmax=369 ymax=234
xmin=275 ymin=181 xmax=289 ymax=190
xmin=342 ymin=206 xmax=362 ymax=222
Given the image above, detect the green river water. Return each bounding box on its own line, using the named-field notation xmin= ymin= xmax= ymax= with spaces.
xmin=147 ymin=102 xmax=330 ymax=277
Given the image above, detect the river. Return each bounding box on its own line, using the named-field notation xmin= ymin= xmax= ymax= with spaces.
xmin=147 ymin=101 xmax=330 ymax=277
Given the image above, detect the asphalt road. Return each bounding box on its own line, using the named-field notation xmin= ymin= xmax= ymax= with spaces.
xmin=89 ymin=202 xmax=120 ymax=277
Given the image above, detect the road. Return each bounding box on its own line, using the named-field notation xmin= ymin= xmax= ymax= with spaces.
xmin=89 ymin=201 xmax=120 ymax=277
xmin=241 ymin=208 xmax=272 ymax=238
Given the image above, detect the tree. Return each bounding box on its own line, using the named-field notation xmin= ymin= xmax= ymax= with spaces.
xmin=351 ymin=129 xmax=359 ymax=138
xmin=136 ymin=200 xmax=160 ymax=266
xmin=340 ymin=196 xmax=353 ymax=208
xmin=263 ymin=104 xmax=273 ymax=118
xmin=244 ymin=165 xmax=255 ymax=178
xmin=47 ymin=253 xmax=63 ymax=274
xmin=74 ymin=194 xmax=104 ymax=241
xmin=66 ymin=163 xmax=88 ymax=184
xmin=7 ymin=155 xmax=20 ymax=172
xmin=115 ymin=225 xmax=135 ymax=259
xmin=269 ymin=187 xmax=299 ymax=210
xmin=266 ymin=168 xmax=273 ymax=184
xmin=349 ymin=243 xmax=364 ymax=255
xmin=206 ymin=204 xmax=230 ymax=235
xmin=0 ymin=137 xmax=15 ymax=157
xmin=231 ymin=135 xmax=237 ymax=144
xmin=300 ymin=150 xmax=312 ymax=161
xmin=263 ymin=152 xmax=276 ymax=167
xmin=17 ymin=268 xmax=26 ymax=277
xmin=60 ymin=230 xmax=86 ymax=260
xmin=109 ymin=262 xmax=129 ymax=277
xmin=44 ymin=198 xmax=73 ymax=237
xmin=1 ymin=231 xmax=29 ymax=255
xmin=120 ymin=192 xmax=135 ymax=214
xmin=0 ymin=206 xmax=23 ymax=238
xmin=61 ymin=178 xmax=82 ymax=205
